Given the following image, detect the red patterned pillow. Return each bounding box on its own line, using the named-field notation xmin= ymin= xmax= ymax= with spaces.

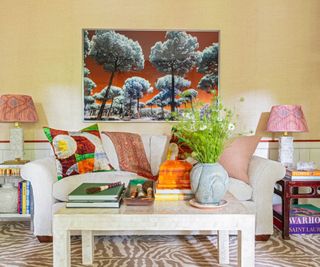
xmin=43 ymin=124 xmax=112 ymax=180
xmin=102 ymin=132 xmax=155 ymax=180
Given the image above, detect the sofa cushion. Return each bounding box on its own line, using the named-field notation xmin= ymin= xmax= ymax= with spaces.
xmin=227 ymin=177 xmax=253 ymax=201
xmin=43 ymin=124 xmax=112 ymax=180
xmin=219 ymin=135 xmax=261 ymax=184
xmin=101 ymin=133 xmax=169 ymax=177
xmin=102 ymin=132 xmax=154 ymax=179
xmin=53 ymin=171 xmax=140 ymax=202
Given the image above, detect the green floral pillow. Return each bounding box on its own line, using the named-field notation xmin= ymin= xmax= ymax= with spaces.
xmin=43 ymin=124 xmax=112 ymax=180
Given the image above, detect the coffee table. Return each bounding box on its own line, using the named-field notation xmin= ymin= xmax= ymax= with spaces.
xmin=53 ymin=193 xmax=255 ymax=267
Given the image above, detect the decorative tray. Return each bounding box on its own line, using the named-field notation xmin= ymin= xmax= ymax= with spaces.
xmin=123 ymin=179 xmax=156 ymax=206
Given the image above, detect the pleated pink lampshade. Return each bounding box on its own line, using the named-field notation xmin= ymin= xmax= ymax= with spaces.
xmin=0 ymin=94 xmax=38 ymax=122
xmin=267 ymin=105 xmax=308 ymax=133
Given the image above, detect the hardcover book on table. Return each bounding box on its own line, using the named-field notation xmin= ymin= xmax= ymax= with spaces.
xmin=286 ymin=169 xmax=320 ymax=176
xmin=286 ymin=169 xmax=320 ymax=180
xmin=274 ymin=204 xmax=320 ymax=234
xmin=286 ymin=175 xmax=320 ymax=181
xmin=68 ymin=183 xmax=124 ymax=201
xmin=66 ymin=199 xmax=121 ymax=208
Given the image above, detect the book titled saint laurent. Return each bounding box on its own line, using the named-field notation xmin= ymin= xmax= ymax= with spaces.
xmin=274 ymin=204 xmax=320 ymax=234
xmin=68 ymin=183 xmax=124 ymax=201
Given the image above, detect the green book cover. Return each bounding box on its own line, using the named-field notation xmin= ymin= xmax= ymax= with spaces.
xmin=68 ymin=183 xmax=124 ymax=201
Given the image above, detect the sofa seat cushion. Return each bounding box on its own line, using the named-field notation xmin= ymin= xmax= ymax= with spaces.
xmin=53 ymin=171 xmax=141 ymax=202
xmin=227 ymin=177 xmax=253 ymax=201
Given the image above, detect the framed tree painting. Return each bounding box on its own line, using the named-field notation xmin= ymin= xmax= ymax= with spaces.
xmin=83 ymin=29 xmax=219 ymax=122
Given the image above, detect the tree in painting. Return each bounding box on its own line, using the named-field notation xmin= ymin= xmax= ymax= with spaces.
xmin=149 ymin=31 xmax=199 ymax=113
xmin=156 ymin=99 xmax=169 ymax=119
xmin=84 ymin=74 xmax=96 ymax=95
xmin=83 ymin=30 xmax=91 ymax=58
xmin=93 ymin=86 xmax=122 ymax=117
xmin=83 ymin=68 xmax=97 ymax=117
xmin=89 ymin=30 xmax=145 ymax=120
xmin=180 ymin=89 xmax=198 ymax=111
xmin=83 ymin=30 xmax=98 ymax=118
xmin=112 ymin=91 xmax=125 ymax=116
xmin=155 ymin=75 xmax=191 ymax=107
xmin=123 ymin=77 xmax=151 ymax=117
xmin=197 ymin=43 xmax=219 ymax=93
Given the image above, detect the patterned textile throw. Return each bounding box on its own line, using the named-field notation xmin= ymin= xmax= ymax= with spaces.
xmin=43 ymin=124 xmax=112 ymax=180
xmin=103 ymin=132 xmax=154 ymax=180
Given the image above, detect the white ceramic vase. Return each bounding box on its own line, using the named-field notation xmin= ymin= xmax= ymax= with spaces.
xmin=0 ymin=183 xmax=18 ymax=213
xmin=190 ymin=163 xmax=229 ymax=204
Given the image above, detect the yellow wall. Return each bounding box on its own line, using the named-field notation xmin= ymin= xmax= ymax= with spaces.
xmin=0 ymin=0 xmax=319 ymax=140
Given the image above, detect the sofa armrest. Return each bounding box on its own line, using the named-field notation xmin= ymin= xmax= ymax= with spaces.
xmin=21 ymin=157 xmax=57 ymax=236
xmin=248 ymin=155 xmax=286 ymax=235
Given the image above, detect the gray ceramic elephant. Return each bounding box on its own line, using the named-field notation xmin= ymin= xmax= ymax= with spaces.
xmin=190 ymin=163 xmax=229 ymax=204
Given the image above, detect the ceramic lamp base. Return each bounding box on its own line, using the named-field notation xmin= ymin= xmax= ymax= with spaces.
xmin=9 ymin=126 xmax=24 ymax=160
xmin=279 ymin=136 xmax=294 ymax=167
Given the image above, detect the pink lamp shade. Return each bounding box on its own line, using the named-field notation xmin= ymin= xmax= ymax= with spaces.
xmin=0 ymin=94 xmax=38 ymax=122
xmin=266 ymin=105 xmax=308 ymax=133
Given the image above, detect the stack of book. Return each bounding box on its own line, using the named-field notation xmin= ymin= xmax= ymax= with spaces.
xmin=66 ymin=183 xmax=124 ymax=208
xmin=286 ymin=168 xmax=320 ymax=180
xmin=157 ymin=160 xmax=193 ymax=189
xmin=155 ymin=188 xmax=194 ymax=201
xmin=274 ymin=204 xmax=320 ymax=234
xmin=17 ymin=181 xmax=31 ymax=214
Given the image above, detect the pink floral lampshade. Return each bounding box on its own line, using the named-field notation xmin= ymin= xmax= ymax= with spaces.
xmin=0 ymin=94 xmax=38 ymax=123
xmin=267 ymin=105 xmax=308 ymax=133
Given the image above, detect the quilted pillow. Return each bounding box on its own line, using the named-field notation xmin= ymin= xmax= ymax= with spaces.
xmin=43 ymin=124 xmax=112 ymax=180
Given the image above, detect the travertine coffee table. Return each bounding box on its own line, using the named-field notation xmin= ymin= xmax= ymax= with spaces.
xmin=53 ymin=193 xmax=255 ymax=267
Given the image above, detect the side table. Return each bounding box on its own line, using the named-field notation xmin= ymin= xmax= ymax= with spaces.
xmin=273 ymin=177 xmax=320 ymax=239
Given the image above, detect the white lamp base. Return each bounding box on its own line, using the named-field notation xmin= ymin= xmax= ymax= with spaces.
xmin=9 ymin=126 xmax=24 ymax=160
xmin=278 ymin=136 xmax=294 ymax=167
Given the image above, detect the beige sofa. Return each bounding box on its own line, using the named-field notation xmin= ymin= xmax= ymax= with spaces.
xmin=21 ymin=133 xmax=285 ymax=241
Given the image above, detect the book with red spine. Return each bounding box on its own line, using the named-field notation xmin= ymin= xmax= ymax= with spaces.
xmin=17 ymin=181 xmax=21 ymax=214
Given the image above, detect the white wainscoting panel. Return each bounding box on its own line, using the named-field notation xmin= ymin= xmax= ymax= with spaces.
xmin=0 ymin=141 xmax=320 ymax=164
xmin=0 ymin=142 xmax=52 ymax=163
xmin=254 ymin=141 xmax=320 ymax=165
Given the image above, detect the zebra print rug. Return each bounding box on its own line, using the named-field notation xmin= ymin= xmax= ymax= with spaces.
xmin=0 ymin=222 xmax=319 ymax=267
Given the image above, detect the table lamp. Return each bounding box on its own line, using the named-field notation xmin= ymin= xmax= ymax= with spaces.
xmin=266 ymin=105 xmax=308 ymax=167
xmin=0 ymin=94 xmax=38 ymax=164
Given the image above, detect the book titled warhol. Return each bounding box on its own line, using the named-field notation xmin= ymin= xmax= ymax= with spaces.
xmin=274 ymin=204 xmax=320 ymax=234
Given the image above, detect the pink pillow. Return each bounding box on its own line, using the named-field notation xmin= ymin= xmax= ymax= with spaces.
xmin=219 ymin=136 xmax=261 ymax=184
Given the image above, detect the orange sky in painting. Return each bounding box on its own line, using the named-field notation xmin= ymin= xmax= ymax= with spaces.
xmin=85 ymin=30 xmax=219 ymax=108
